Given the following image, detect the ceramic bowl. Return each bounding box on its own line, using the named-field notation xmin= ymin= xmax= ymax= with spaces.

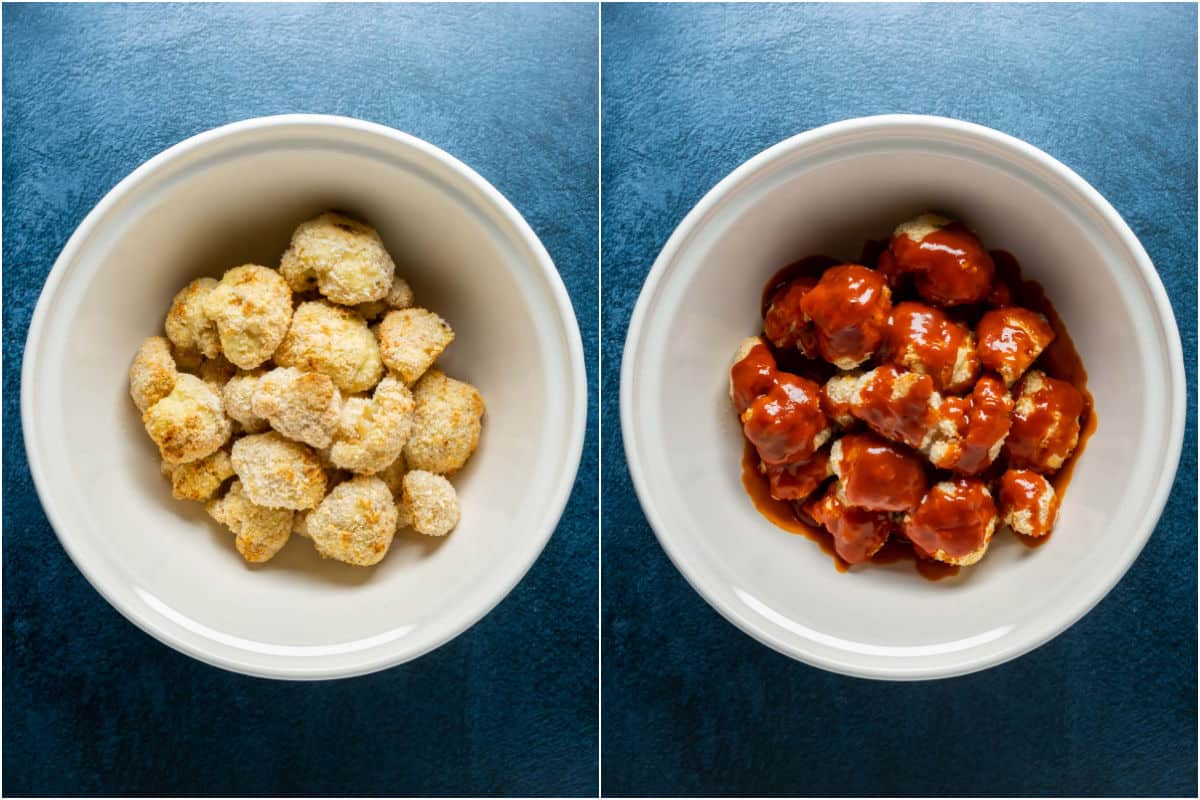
xmin=621 ymin=114 xmax=1184 ymax=680
xmin=22 ymin=115 xmax=587 ymax=679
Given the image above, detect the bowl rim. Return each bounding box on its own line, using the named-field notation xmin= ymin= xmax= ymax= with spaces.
xmin=619 ymin=113 xmax=1186 ymax=680
xmin=21 ymin=113 xmax=589 ymax=680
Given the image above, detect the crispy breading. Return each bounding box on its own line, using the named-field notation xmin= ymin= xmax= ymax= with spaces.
xmin=401 ymin=470 xmax=460 ymax=537
xmin=376 ymin=307 xmax=454 ymax=385
xmin=130 ymin=336 xmax=178 ymax=413
xmin=142 ymin=373 xmax=232 ymax=464
xmin=196 ymin=354 xmax=237 ymax=392
xmin=279 ymin=212 xmax=395 ymax=305
xmin=329 ymin=376 xmax=415 ymax=474
xmin=230 ymin=431 xmax=327 ymax=510
xmin=357 ymin=275 xmax=415 ymax=320
xmin=307 ymin=476 xmax=399 ymax=566
xmin=274 ymin=300 xmax=384 ymax=394
xmin=252 ymin=367 xmax=342 ymax=449
xmin=164 ymin=277 xmax=221 ymax=359
xmin=163 ymin=449 xmax=234 ymax=502
xmin=402 ymin=369 xmax=484 ymax=474
xmin=222 ymin=370 xmax=269 ymax=433
xmin=207 ymin=480 xmax=293 ymax=563
xmin=201 ymin=264 xmax=293 ymax=369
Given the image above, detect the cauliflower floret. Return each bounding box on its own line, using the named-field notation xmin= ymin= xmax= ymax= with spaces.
xmin=903 ymin=479 xmax=997 ymax=566
xmin=829 ymin=433 xmax=926 ymax=512
xmin=357 ymin=275 xmax=415 ymax=320
xmin=162 ymin=449 xmax=234 ymax=502
xmin=230 ymin=431 xmax=327 ymax=510
xmin=201 ymin=264 xmax=293 ymax=369
xmin=206 ymin=480 xmax=293 ymax=563
xmin=401 ymin=470 xmax=460 ymax=537
xmin=884 ymin=302 xmax=979 ymax=393
xmin=847 ymin=365 xmax=936 ymax=449
xmin=196 ymin=354 xmax=237 ymax=392
xmin=130 ymin=336 xmax=178 ymax=413
xmin=377 ymin=454 xmax=407 ymax=495
xmin=402 ymin=370 xmax=485 ymax=474
xmin=804 ymin=481 xmax=893 ymax=564
xmin=820 ymin=371 xmax=861 ymax=428
xmin=1004 ymin=370 xmax=1085 ymax=472
xmin=222 ymin=370 xmax=268 ymax=433
xmin=142 ymin=373 xmax=232 ymax=464
xmin=329 ymin=376 xmax=415 ymax=474
xmin=307 ymin=476 xmax=399 ymax=566
xmin=977 ymin=307 xmax=1056 ymax=386
xmin=376 ymin=307 xmax=455 ymax=385
xmin=799 ymin=264 xmax=891 ymax=368
xmin=251 ymin=367 xmax=342 ymax=449
xmin=998 ymin=468 xmax=1060 ymax=538
xmin=164 ymin=277 xmax=221 ymax=359
xmin=274 ymin=300 xmax=384 ymax=394
xmin=279 ymin=212 xmax=395 ymax=305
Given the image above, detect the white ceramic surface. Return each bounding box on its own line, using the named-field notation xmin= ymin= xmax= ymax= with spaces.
xmin=621 ymin=115 xmax=1185 ymax=680
xmin=22 ymin=115 xmax=587 ymax=680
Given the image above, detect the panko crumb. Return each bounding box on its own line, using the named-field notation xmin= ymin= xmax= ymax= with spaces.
xmin=202 ymin=264 xmax=294 ymax=369
xmin=223 ymin=370 xmax=269 ymax=433
xmin=130 ymin=336 xmax=178 ymax=413
xmin=230 ymin=431 xmax=327 ymax=510
xmin=376 ymin=454 xmax=407 ymax=495
xmin=274 ymin=300 xmax=384 ymax=394
xmin=357 ymin=275 xmax=415 ymax=320
xmin=207 ymin=480 xmax=293 ymax=563
xmin=403 ymin=369 xmax=485 ymax=474
xmin=279 ymin=212 xmax=395 ymax=305
xmin=143 ymin=373 xmax=232 ymax=464
xmin=306 ymin=475 xmax=399 ymax=566
xmin=164 ymin=277 xmax=221 ymax=359
xmin=376 ymin=307 xmax=455 ymax=385
xmin=292 ymin=509 xmax=310 ymax=538
xmin=252 ymin=367 xmax=342 ymax=449
xmin=197 ymin=354 xmax=237 ymax=391
xmin=163 ymin=449 xmax=234 ymax=502
xmin=329 ymin=376 xmax=415 ymax=474
xmin=401 ymin=470 xmax=460 ymax=537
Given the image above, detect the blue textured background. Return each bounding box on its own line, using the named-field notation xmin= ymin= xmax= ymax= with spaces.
xmin=3 ymin=4 xmax=597 ymax=796
xmin=601 ymin=4 xmax=1196 ymax=797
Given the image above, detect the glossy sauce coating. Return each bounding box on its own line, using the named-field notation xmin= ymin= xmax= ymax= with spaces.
xmin=1004 ymin=371 xmax=1085 ymax=472
xmin=885 ymin=301 xmax=978 ymax=393
xmin=890 ymin=223 xmax=995 ymax=306
xmin=904 ymin=479 xmax=997 ymax=564
xmin=762 ymin=448 xmax=831 ymax=502
xmin=799 ymin=264 xmax=892 ymax=368
xmin=850 ymin=365 xmax=935 ymax=449
xmin=977 ymin=306 xmax=1056 ymax=386
xmin=948 ymin=375 xmax=1014 ymax=475
xmin=806 ymin=483 xmax=894 ymax=564
xmin=763 ymin=277 xmax=819 ymax=356
xmin=833 ymin=433 xmax=926 ymax=512
xmin=998 ymin=468 xmax=1060 ymax=538
xmin=730 ymin=340 xmax=778 ymax=414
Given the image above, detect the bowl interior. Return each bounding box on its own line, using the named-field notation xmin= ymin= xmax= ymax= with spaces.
xmin=624 ymin=121 xmax=1181 ymax=679
xmin=24 ymin=120 xmax=584 ymax=677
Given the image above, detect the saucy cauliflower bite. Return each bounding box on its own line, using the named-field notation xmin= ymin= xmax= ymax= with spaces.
xmin=887 ymin=214 xmax=996 ymax=307
xmin=759 ymin=448 xmax=832 ymax=502
xmin=903 ymin=478 xmax=997 ymax=566
xmin=143 ymin=373 xmax=232 ymax=464
xmin=820 ymin=372 xmax=861 ymax=428
xmin=741 ymin=371 xmax=832 ymax=465
xmin=847 ymin=365 xmax=937 ymax=450
xmin=357 ymin=275 xmax=415 ymax=320
xmin=206 ymin=480 xmax=293 ymax=564
xmin=330 ymin=376 xmax=415 ymax=474
xmin=884 ymin=302 xmax=979 ymax=393
xmin=202 ymin=265 xmax=293 ymax=369
xmin=307 ymin=475 xmax=399 ymax=566
xmin=805 ymin=482 xmax=893 ymax=564
xmin=830 ymin=433 xmax=926 ymax=512
xmin=279 ymin=212 xmax=395 ymax=305
xmin=1004 ymin=370 xmax=1085 ymax=473
xmin=222 ymin=370 xmax=269 ymax=433
xmin=163 ymin=449 xmax=234 ymax=502
xmin=402 ymin=470 xmax=460 ymax=537
xmin=230 ymin=431 xmax=327 ymax=510
xmin=403 ymin=369 xmax=485 ymax=475
xmin=921 ymin=376 xmax=1014 ymax=475
xmin=976 ymin=307 xmax=1056 ymax=386
xmin=274 ymin=300 xmax=384 ymax=394
xmin=251 ymin=367 xmax=342 ymax=449
xmin=376 ymin=307 xmax=455 ymax=385
xmin=798 ymin=264 xmax=892 ymax=369
xmin=130 ymin=336 xmax=178 ymax=413
xmin=998 ymin=468 xmax=1060 ymax=538
xmin=763 ymin=277 xmax=819 ymax=357
xmin=729 ymin=337 xmax=776 ymax=414
xmin=164 ymin=277 xmax=221 ymax=359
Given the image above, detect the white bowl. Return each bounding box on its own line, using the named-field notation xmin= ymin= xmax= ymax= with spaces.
xmin=22 ymin=115 xmax=587 ymax=679
xmin=621 ymin=114 xmax=1185 ymax=680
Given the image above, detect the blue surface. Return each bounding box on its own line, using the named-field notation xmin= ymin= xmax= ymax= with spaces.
xmin=3 ymin=4 xmax=597 ymax=796
xmin=601 ymin=4 xmax=1196 ymax=797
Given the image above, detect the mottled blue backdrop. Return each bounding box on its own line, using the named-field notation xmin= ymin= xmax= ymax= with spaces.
xmin=3 ymin=4 xmax=597 ymax=796
xmin=601 ymin=4 xmax=1197 ymax=796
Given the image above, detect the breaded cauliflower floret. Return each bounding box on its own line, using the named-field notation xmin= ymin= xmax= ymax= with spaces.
xmin=251 ymin=367 xmax=342 ymax=449
xmin=307 ymin=476 xmax=399 ymax=566
xmin=848 ymin=365 xmax=936 ymax=449
xmin=162 ymin=449 xmax=234 ymax=502
xmin=977 ymin=307 xmax=1056 ymax=386
xmin=885 ymin=302 xmax=979 ymax=393
xmin=279 ymin=212 xmax=395 ymax=305
xmin=402 ymin=370 xmax=485 ymax=474
xmin=998 ymin=468 xmax=1060 ymax=538
xmin=903 ymin=479 xmax=997 ymax=566
xmin=376 ymin=454 xmax=407 ymax=496
xmin=274 ymin=300 xmax=384 ymax=394
xmin=329 ymin=376 xmax=415 ymax=474
xmin=130 ymin=336 xmax=178 ymax=413
xmin=142 ymin=373 xmax=232 ymax=464
xmin=401 ymin=470 xmax=460 ymax=537
xmin=820 ymin=372 xmax=861 ymax=428
xmin=829 ymin=433 xmax=926 ymax=512
xmin=357 ymin=275 xmax=415 ymax=320
xmin=1004 ymin=370 xmax=1085 ymax=473
xmin=164 ymin=277 xmax=221 ymax=359
xmin=202 ymin=264 xmax=293 ymax=369
xmin=376 ymin=307 xmax=455 ymax=385
xmin=230 ymin=431 xmax=327 ymax=510
xmin=222 ymin=370 xmax=268 ymax=433
xmin=197 ymin=354 xmax=237 ymax=391
xmin=206 ymin=480 xmax=293 ymax=563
